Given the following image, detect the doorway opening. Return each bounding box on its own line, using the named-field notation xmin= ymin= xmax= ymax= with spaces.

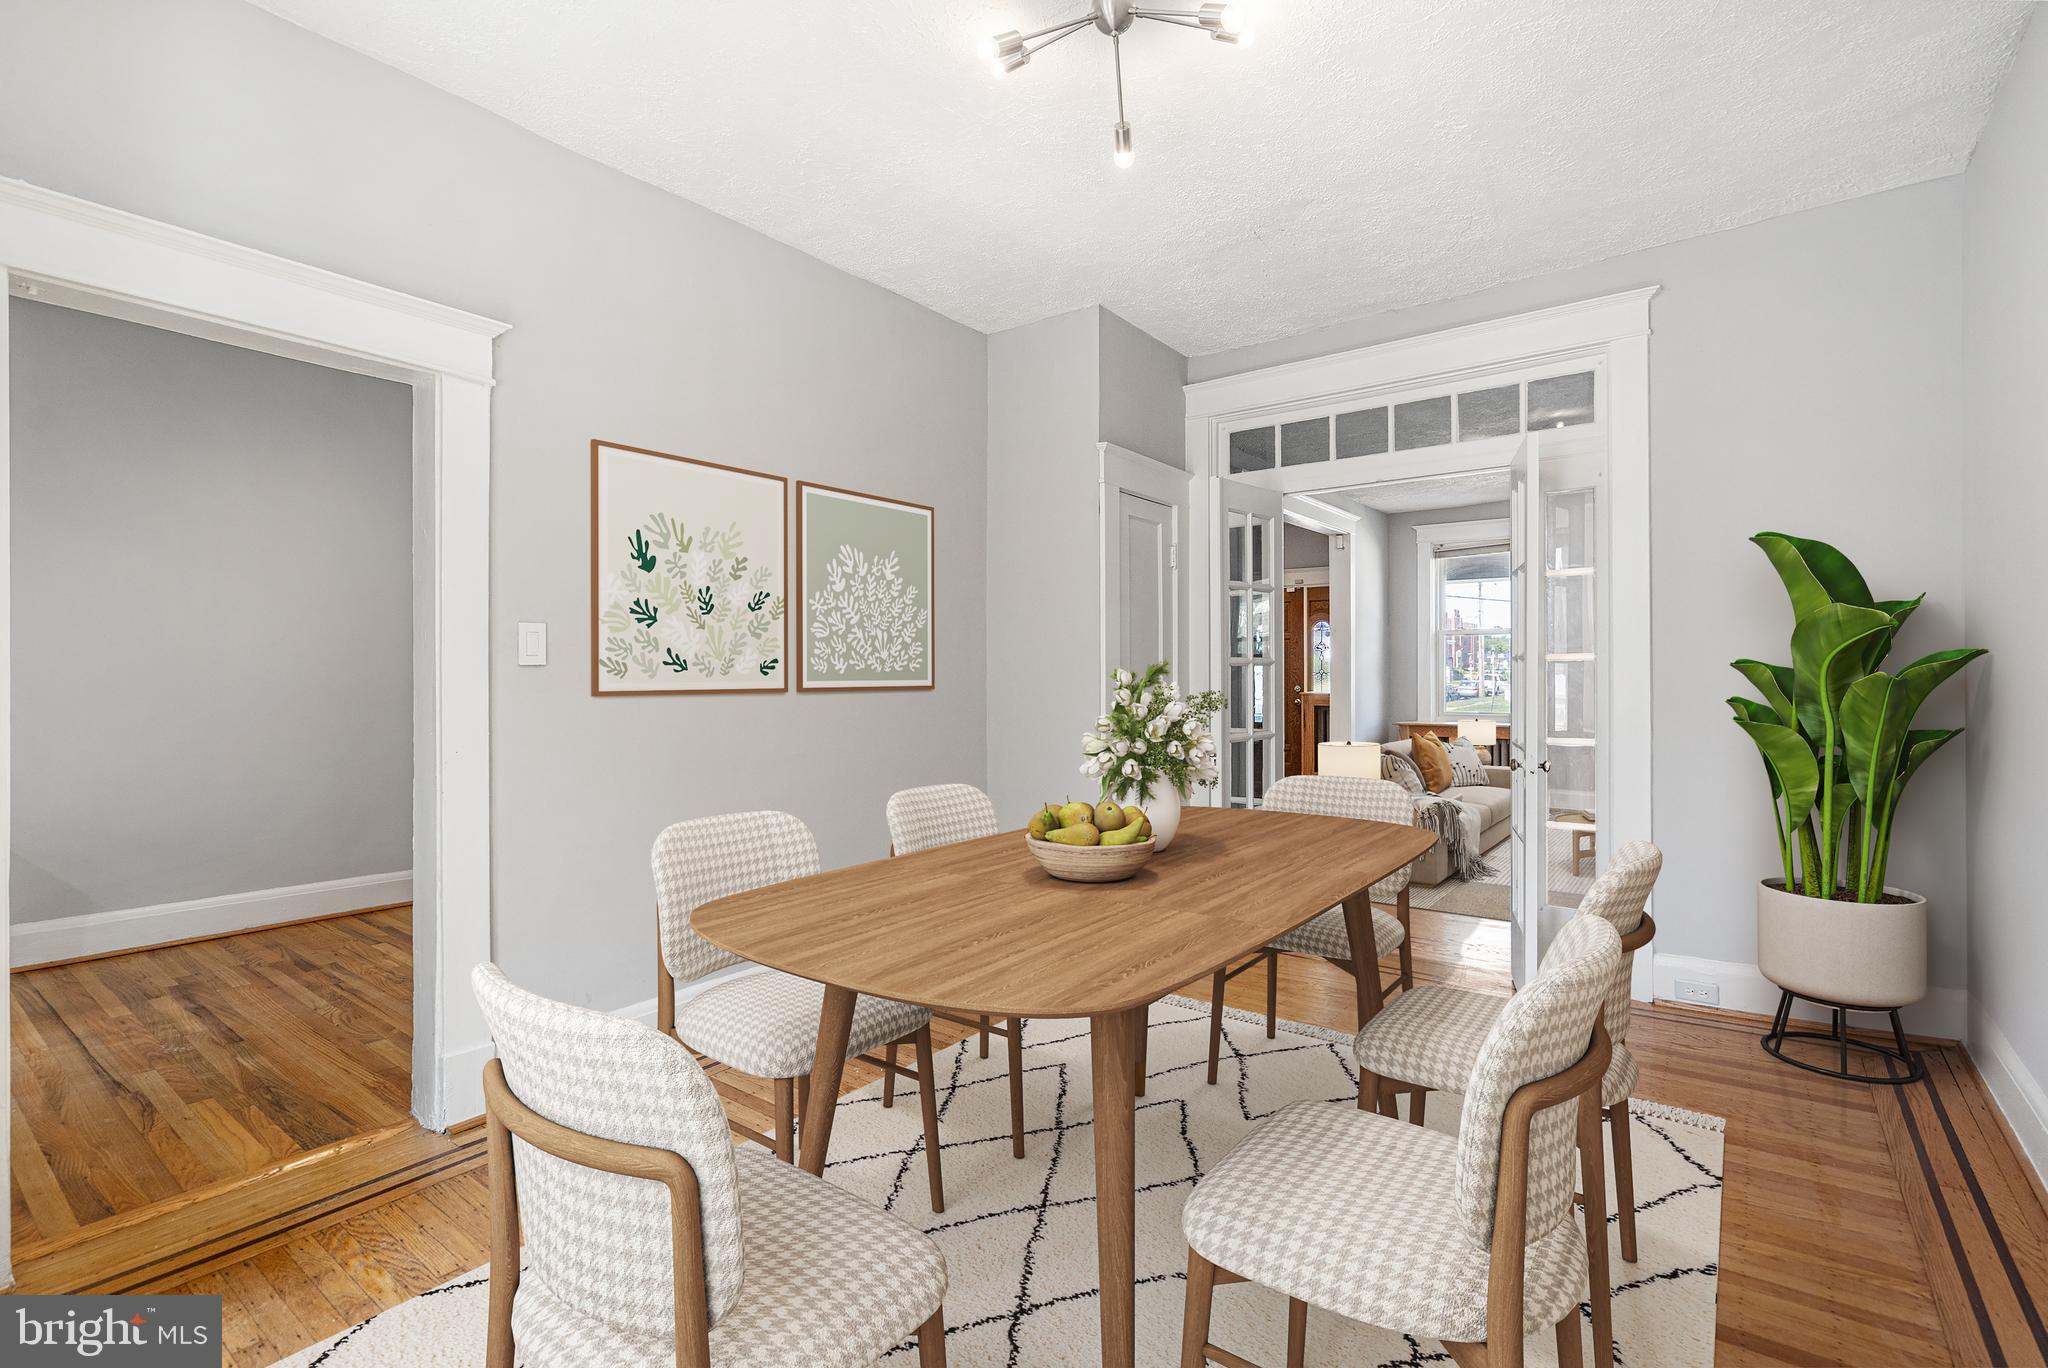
xmin=8 ymin=299 xmax=417 ymax=1255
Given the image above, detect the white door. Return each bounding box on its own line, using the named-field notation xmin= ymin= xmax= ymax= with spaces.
xmin=1217 ymin=477 xmax=1284 ymax=807
xmin=1507 ymin=433 xmax=1547 ymax=986
xmin=1108 ymin=490 xmax=1176 ymax=678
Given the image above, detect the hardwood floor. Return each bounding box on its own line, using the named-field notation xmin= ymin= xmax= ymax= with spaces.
xmin=10 ymin=906 xmax=413 ymax=1248
xmin=8 ymin=905 xmax=2047 ymax=1367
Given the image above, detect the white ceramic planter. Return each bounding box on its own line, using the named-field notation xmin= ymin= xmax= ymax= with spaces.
xmin=1755 ymin=879 xmax=1928 ymax=1008
xmin=1143 ymin=780 xmax=1183 ymax=851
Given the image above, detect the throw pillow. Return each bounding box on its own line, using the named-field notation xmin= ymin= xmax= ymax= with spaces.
xmin=1382 ymin=751 xmax=1427 ymax=794
xmin=1410 ymin=732 xmax=1454 ymax=793
xmin=1446 ymin=737 xmax=1490 ymax=787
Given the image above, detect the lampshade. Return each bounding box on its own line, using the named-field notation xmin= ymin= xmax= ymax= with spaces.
xmin=1457 ymin=719 xmax=1499 ymax=747
xmin=1318 ymin=741 xmax=1383 ymax=779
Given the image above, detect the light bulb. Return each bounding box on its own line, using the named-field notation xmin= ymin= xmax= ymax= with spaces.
xmin=1113 ymin=121 xmax=1135 ymax=168
xmin=1218 ymin=4 xmax=1245 ymax=33
xmin=990 ymin=59 xmax=1007 ymax=78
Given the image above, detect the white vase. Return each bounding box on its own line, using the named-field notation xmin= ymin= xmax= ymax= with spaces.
xmin=1143 ymin=780 xmax=1183 ymax=851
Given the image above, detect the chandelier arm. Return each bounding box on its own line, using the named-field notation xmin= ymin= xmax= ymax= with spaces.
xmin=1113 ymin=32 xmax=1127 ymax=123
xmin=1129 ymin=8 xmax=1204 ymax=18
xmin=1027 ymin=18 xmax=1097 ymax=56
xmin=1133 ymin=14 xmax=1206 ymax=30
xmin=1021 ymin=15 xmax=1098 ymax=42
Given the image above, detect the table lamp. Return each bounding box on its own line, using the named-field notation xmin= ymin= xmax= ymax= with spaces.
xmin=1457 ymin=719 xmax=1498 ymax=748
xmin=1317 ymin=740 xmax=1383 ymax=779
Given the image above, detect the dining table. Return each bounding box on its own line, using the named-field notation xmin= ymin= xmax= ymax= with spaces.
xmin=692 ymin=803 xmax=1437 ymax=1367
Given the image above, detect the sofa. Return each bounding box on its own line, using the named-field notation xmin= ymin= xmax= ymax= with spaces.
xmin=1382 ymin=737 xmax=1511 ymax=886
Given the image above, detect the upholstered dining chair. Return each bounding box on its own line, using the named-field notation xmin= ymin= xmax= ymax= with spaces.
xmin=885 ymin=784 xmax=1028 ymax=1158
xmin=1205 ymin=774 xmax=1420 ymax=1086
xmin=1352 ymin=841 xmax=1661 ymax=1261
xmin=1178 ymin=914 xmax=1620 ymax=1368
xmin=473 ymin=964 xmax=950 ymax=1368
xmin=652 ymin=810 xmax=948 ymax=1211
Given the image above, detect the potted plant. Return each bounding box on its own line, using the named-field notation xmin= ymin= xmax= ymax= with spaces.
xmin=1080 ymin=662 xmax=1225 ymax=851
xmin=1728 ymin=533 xmax=1983 ymax=1050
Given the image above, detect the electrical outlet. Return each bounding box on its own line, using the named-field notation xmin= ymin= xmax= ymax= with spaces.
xmin=1673 ymin=978 xmax=1720 ymax=1007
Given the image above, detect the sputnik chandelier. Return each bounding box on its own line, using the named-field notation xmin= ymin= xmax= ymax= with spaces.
xmin=979 ymin=0 xmax=1252 ymax=168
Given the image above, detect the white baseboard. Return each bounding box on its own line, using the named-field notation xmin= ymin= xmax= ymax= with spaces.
xmin=1966 ymin=998 xmax=2048 ymax=1186
xmin=9 ymin=871 xmax=413 ymax=968
xmin=1651 ymin=951 xmax=1966 ymax=1042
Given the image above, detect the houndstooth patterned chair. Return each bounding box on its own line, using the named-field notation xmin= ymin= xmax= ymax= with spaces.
xmin=1352 ymin=841 xmax=1662 ymax=1260
xmin=652 ymin=811 xmax=948 ymax=1211
xmin=885 ymin=785 xmax=1030 ymax=1157
xmin=473 ymin=965 xmax=949 ymax=1368
xmin=1179 ymin=914 xmax=1621 ymax=1368
xmin=1206 ymin=774 xmax=1422 ymax=1086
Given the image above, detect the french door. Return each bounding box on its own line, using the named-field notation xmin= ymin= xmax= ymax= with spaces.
xmin=1508 ymin=434 xmax=1546 ymax=986
xmin=1216 ymin=477 xmax=1283 ymax=807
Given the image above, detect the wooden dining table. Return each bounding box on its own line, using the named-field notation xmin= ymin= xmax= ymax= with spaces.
xmin=693 ymin=804 xmax=1437 ymax=1367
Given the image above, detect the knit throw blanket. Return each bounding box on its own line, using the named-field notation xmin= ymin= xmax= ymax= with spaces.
xmin=1412 ymin=796 xmax=1498 ymax=880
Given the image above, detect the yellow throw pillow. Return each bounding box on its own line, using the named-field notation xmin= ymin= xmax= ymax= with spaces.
xmin=1411 ymin=732 xmax=1455 ymax=794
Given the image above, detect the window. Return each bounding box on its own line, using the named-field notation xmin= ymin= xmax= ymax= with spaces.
xmin=1433 ymin=543 xmax=1510 ymax=717
xmin=1310 ymin=618 xmax=1331 ymax=694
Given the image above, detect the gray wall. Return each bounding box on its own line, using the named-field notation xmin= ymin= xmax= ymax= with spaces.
xmin=1963 ymin=13 xmax=2047 ymax=1128
xmin=0 ymin=0 xmax=989 ymax=1010
xmin=1381 ymin=501 xmax=1511 ymax=729
xmin=9 ymin=300 xmax=412 ymax=921
xmin=1348 ymin=510 xmax=1390 ymax=741
xmin=1098 ymin=307 xmax=1189 ymax=469
xmin=986 ymin=308 xmax=1100 ymax=823
xmin=1283 ymin=524 xmax=1329 ymax=569
xmin=1192 ymin=179 xmax=1971 ymax=989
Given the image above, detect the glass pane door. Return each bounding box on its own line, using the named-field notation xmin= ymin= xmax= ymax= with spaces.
xmin=1541 ymin=485 xmax=1599 ymax=912
xmin=1219 ymin=478 xmax=1283 ymax=807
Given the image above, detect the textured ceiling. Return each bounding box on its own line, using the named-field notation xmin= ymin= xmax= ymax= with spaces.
xmin=1328 ymin=469 xmax=1509 ymax=514
xmin=244 ymin=0 xmax=2029 ymax=356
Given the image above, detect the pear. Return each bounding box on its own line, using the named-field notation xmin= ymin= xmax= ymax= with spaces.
xmin=1120 ymin=805 xmax=1146 ymax=831
xmin=1046 ymin=822 xmax=1101 ymax=847
xmin=1100 ymin=820 xmax=1148 ymax=847
xmin=1058 ymin=801 xmax=1096 ymax=829
xmin=1027 ymin=809 xmax=1059 ymax=840
xmin=1093 ymin=800 xmax=1126 ymax=831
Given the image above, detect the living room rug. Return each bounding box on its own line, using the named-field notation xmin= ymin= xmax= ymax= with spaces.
xmin=275 ymin=999 xmax=1723 ymax=1367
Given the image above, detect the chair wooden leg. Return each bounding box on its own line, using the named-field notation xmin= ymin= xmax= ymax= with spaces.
xmin=883 ymin=1042 xmax=899 ymax=1108
xmin=772 ymin=1076 xmax=796 ymax=1164
xmin=1395 ymin=885 xmax=1414 ymax=993
xmin=1441 ymin=1343 xmax=1489 ymax=1367
xmin=1136 ymin=1009 xmax=1149 ymax=1097
xmin=916 ymin=1308 xmax=947 ymax=1367
xmin=1610 ymin=1099 xmax=1638 ymax=1263
xmin=1577 ymin=1083 xmax=1613 ymax=1368
xmin=1285 ymin=1296 xmax=1308 ymax=1368
xmin=914 ymin=1023 xmax=946 ymax=1212
xmin=485 ymin=1108 xmax=519 ymax=1368
xmin=1180 ymin=1249 xmax=1218 ymax=1368
xmin=1207 ymin=968 xmax=1227 ymax=1085
xmin=795 ymin=1073 xmax=810 ymax=1125
xmin=1554 ymin=1311 xmax=1580 ymax=1368
xmin=1357 ymin=1064 xmax=1381 ymax=1111
xmin=979 ymin=1013 xmax=991 ymax=1059
xmin=1265 ymin=949 xmax=1279 ymax=1038
xmin=1410 ymin=1087 xmax=1427 ymax=1127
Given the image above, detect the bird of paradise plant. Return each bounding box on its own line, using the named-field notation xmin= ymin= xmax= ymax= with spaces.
xmin=1728 ymin=533 xmax=1983 ymax=904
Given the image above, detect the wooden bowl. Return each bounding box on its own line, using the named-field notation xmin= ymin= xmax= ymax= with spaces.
xmin=1026 ymin=834 xmax=1155 ymax=883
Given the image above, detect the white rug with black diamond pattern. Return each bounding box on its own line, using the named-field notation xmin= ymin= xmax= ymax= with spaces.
xmin=273 ymin=997 xmax=1722 ymax=1367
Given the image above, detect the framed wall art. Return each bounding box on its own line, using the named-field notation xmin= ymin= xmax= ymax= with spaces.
xmin=590 ymin=439 xmax=787 ymax=695
xmin=797 ymin=481 xmax=935 ymax=691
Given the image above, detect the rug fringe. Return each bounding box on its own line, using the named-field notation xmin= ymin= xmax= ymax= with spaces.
xmin=1628 ymin=1098 xmax=1728 ymax=1132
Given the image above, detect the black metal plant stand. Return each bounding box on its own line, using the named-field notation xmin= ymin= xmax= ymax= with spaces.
xmin=1760 ymin=989 xmax=1924 ymax=1084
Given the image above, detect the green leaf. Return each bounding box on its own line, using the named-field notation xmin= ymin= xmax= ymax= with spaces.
xmin=1789 ymin=603 xmax=1893 ymax=741
xmin=1731 ymin=660 xmax=1795 ymax=726
xmin=1753 ymin=532 xmax=1873 ymax=619
xmin=1729 ymin=709 xmax=1819 ymax=829
xmin=1897 ymin=727 xmax=1962 ymax=789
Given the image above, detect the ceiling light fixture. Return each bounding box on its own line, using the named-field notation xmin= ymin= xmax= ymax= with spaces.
xmin=980 ymin=0 xmax=1253 ymax=168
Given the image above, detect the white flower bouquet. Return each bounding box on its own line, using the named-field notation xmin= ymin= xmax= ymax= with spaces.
xmin=1080 ymin=661 xmax=1226 ymax=803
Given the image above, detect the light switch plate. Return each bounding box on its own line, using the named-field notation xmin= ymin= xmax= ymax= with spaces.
xmin=516 ymin=621 xmax=548 ymax=666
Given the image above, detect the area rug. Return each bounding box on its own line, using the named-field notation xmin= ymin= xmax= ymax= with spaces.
xmin=274 ymin=999 xmax=1723 ymax=1367
xmin=1410 ymin=829 xmax=1600 ymax=921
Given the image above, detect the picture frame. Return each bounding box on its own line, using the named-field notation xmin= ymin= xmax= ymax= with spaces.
xmin=796 ymin=481 xmax=936 ymax=691
xmin=590 ymin=439 xmax=788 ymax=696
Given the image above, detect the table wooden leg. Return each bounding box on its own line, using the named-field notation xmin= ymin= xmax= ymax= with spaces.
xmin=1091 ymin=1004 xmax=1143 ymax=1368
xmin=1340 ymin=891 xmax=1386 ymax=1032
xmin=798 ymin=985 xmax=856 ymax=1176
